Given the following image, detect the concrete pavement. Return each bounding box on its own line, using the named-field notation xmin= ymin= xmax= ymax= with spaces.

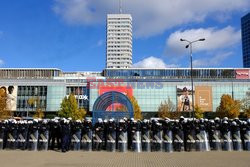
xmin=0 ymin=151 xmax=249 ymax=167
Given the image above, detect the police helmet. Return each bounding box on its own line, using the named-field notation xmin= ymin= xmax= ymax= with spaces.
xmin=119 ymin=119 xmax=125 ymax=123
xmin=223 ymin=117 xmax=228 ymax=121
xmin=232 ymin=121 xmax=237 ymax=126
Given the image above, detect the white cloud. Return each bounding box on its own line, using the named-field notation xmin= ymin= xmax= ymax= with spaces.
xmin=165 ymin=26 xmax=241 ymax=58
xmin=133 ymin=56 xmax=178 ymax=68
xmin=0 ymin=59 xmax=4 ymax=66
xmin=53 ymin=0 xmax=250 ymax=37
xmin=193 ymin=52 xmax=233 ymax=67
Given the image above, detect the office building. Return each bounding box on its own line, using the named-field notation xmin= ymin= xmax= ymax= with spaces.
xmin=106 ymin=14 xmax=132 ymax=68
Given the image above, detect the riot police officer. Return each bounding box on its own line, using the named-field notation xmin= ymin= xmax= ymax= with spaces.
xmin=201 ymin=118 xmax=210 ymax=151
xmin=81 ymin=119 xmax=93 ymax=151
xmin=70 ymin=120 xmax=82 ymax=151
xmin=151 ymin=120 xmax=163 ymax=152
xmin=231 ymin=121 xmax=242 ymax=151
xmin=6 ymin=119 xmax=18 ymax=150
xmin=38 ymin=119 xmax=50 ymax=151
xmin=221 ymin=119 xmax=233 ymax=151
xmin=16 ymin=120 xmax=28 ymax=150
xmin=27 ymin=119 xmax=39 ymax=151
xmin=208 ymin=119 xmax=222 ymax=151
xmin=131 ymin=120 xmax=142 ymax=152
xmin=162 ymin=118 xmax=174 ymax=152
xmin=184 ymin=119 xmax=196 ymax=152
xmin=0 ymin=120 xmax=7 ymax=150
xmin=172 ymin=120 xmax=184 ymax=152
xmin=117 ymin=119 xmax=128 ymax=152
xmin=61 ymin=118 xmax=71 ymax=152
xmin=93 ymin=118 xmax=104 ymax=151
xmin=141 ymin=119 xmax=151 ymax=152
xmin=49 ymin=118 xmax=61 ymax=150
xmin=241 ymin=119 xmax=250 ymax=151
xmin=106 ymin=119 xmax=116 ymax=152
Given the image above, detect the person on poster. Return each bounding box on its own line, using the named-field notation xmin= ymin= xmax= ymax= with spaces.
xmin=6 ymin=86 xmax=16 ymax=111
xmin=179 ymin=87 xmax=192 ymax=112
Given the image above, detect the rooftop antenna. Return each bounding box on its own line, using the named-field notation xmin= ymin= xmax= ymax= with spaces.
xmin=119 ymin=0 xmax=122 ymax=14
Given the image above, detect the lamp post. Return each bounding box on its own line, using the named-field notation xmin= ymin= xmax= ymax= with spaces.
xmin=180 ymin=38 xmax=205 ymax=119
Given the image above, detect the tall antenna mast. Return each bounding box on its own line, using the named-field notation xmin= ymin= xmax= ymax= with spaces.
xmin=119 ymin=0 xmax=122 ymax=14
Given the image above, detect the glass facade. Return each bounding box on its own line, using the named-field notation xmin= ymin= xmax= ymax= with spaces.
xmin=89 ymin=81 xmax=250 ymax=113
xmin=242 ymin=13 xmax=250 ymax=68
xmin=46 ymin=86 xmax=66 ymax=112
xmin=104 ymin=68 xmax=236 ymax=79
xmin=17 ymin=86 xmax=47 ymax=112
xmin=66 ymin=86 xmax=89 ymax=111
xmin=1 ymin=68 xmax=249 ymax=115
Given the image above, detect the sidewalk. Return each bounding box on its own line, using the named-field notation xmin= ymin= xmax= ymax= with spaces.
xmin=0 ymin=151 xmax=249 ymax=167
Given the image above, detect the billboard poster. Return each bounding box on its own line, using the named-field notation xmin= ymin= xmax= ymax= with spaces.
xmin=235 ymin=69 xmax=250 ymax=79
xmin=195 ymin=86 xmax=213 ymax=112
xmin=99 ymin=85 xmax=133 ymax=111
xmin=177 ymin=86 xmax=194 ymax=112
xmin=0 ymin=85 xmax=17 ymax=111
xmin=99 ymin=85 xmax=133 ymax=97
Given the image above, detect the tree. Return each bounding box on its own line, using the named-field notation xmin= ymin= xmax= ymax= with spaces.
xmin=244 ymin=108 xmax=250 ymax=118
xmin=194 ymin=105 xmax=204 ymax=119
xmin=28 ymin=97 xmax=45 ymax=119
xmin=241 ymin=92 xmax=250 ymax=118
xmin=169 ymin=112 xmax=181 ymax=119
xmin=216 ymin=94 xmax=241 ymax=119
xmin=158 ymin=98 xmax=175 ymax=118
xmin=129 ymin=96 xmax=142 ymax=120
xmin=33 ymin=108 xmax=45 ymax=119
xmin=58 ymin=94 xmax=86 ymax=120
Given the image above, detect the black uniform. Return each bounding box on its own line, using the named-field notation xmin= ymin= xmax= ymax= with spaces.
xmin=17 ymin=122 xmax=28 ymax=150
xmin=93 ymin=121 xmax=104 ymax=151
xmin=231 ymin=122 xmax=242 ymax=151
xmin=141 ymin=120 xmax=151 ymax=152
xmin=117 ymin=120 xmax=128 ymax=152
xmin=38 ymin=121 xmax=49 ymax=151
xmin=6 ymin=121 xmax=18 ymax=150
xmin=172 ymin=121 xmax=184 ymax=152
xmin=81 ymin=120 xmax=92 ymax=151
xmin=70 ymin=121 xmax=82 ymax=151
xmin=106 ymin=120 xmax=116 ymax=152
xmin=184 ymin=120 xmax=196 ymax=151
xmin=61 ymin=120 xmax=71 ymax=152
xmin=27 ymin=121 xmax=39 ymax=151
xmin=49 ymin=120 xmax=61 ymax=150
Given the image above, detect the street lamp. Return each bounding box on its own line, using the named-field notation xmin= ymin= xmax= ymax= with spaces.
xmin=180 ymin=38 xmax=205 ymax=119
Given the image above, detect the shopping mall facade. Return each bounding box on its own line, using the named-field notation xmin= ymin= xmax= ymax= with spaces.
xmin=0 ymin=68 xmax=250 ymax=118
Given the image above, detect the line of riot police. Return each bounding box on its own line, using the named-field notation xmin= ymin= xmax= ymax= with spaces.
xmin=0 ymin=116 xmax=249 ymax=152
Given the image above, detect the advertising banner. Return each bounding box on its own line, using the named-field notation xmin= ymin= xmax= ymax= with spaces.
xmin=177 ymin=86 xmax=194 ymax=112
xmin=99 ymin=85 xmax=133 ymax=111
xmin=0 ymin=85 xmax=17 ymax=111
xmin=235 ymin=69 xmax=250 ymax=79
xmin=99 ymin=85 xmax=133 ymax=97
xmin=195 ymin=86 xmax=213 ymax=112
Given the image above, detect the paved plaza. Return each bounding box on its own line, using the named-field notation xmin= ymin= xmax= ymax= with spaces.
xmin=0 ymin=151 xmax=249 ymax=167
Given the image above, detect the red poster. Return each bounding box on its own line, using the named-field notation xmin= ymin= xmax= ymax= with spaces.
xmin=99 ymin=85 xmax=133 ymax=111
xmin=99 ymin=85 xmax=133 ymax=97
xmin=235 ymin=69 xmax=250 ymax=79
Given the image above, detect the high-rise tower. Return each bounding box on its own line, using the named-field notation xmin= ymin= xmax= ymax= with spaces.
xmin=241 ymin=13 xmax=250 ymax=68
xmin=106 ymin=2 xmax=132 ymax=69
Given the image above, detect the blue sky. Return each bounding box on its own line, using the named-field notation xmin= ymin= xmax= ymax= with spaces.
xmin=0 ymin=0 xmax=249 ymax=71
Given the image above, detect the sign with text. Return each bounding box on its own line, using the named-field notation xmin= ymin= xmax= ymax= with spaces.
xmin=235 ymin=69 xmax=250 ymax=79
xmin=195 ymin=86 xmax=213 ymax=112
